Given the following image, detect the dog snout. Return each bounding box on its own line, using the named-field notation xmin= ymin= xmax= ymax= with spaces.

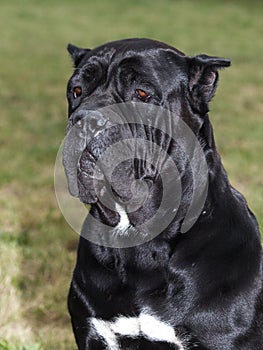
xmin=72 ymin=110 xmax=107 ymax=135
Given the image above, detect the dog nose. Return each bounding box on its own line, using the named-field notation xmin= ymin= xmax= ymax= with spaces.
xmin=72 ymin=110 xmax=107 ymax=134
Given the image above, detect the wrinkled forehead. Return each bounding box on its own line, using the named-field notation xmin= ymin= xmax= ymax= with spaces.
xmin=76 ymin=38 xmax=187 ymax=72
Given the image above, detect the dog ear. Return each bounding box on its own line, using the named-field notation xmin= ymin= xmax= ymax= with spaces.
xmin=189 ymin=54 xmax=231 ymax=111
xmin=67 ymin=43 xmax=91 ymax=67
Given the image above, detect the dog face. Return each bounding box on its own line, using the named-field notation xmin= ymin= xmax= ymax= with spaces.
xmin=64 ymin=38 xmax=230 ymax=235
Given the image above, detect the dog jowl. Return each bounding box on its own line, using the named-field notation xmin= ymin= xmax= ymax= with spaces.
xmin=62 ymin=39 xmax=263 ymax=349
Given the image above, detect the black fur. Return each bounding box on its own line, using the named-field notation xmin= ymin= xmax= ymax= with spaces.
xmin=64 ymin=38 xmax=263 ymax=349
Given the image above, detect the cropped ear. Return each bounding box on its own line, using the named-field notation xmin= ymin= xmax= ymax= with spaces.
xmin=188 ymin=54 xmax=231 ymax=113
xmin=67 ymin=43 xmax=91 ymax=67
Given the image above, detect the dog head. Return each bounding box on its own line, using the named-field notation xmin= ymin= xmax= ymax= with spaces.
xmin=63 ymin=38 xmax=230 ymax=241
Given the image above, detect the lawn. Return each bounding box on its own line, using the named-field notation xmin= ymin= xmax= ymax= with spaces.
xmin=0 ymin=0 xmax=262 ymax=349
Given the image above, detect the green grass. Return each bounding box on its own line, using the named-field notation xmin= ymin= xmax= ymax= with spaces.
xmin=0 ymin=0 xmax=262 ymax=348
xmin=0 ymin=339 xmax=42 ymax=350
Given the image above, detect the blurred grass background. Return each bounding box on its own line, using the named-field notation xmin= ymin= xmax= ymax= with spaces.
xmin=0 ymin=0 xmax=262 ymax=349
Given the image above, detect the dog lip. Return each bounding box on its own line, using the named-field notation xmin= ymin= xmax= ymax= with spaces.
xmin=78 ymin=148 xmax=104 ymax=181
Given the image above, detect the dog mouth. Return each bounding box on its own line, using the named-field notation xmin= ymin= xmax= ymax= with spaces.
xmin=63 ymin=115 xmax=151 ymax=206
xmin=63 ymin=103 xmax=162 ymax=207
xmin=63 ymin=116 xmax=170 ymax=209
xmin=76 ymin=145 xmax=150 ymax=207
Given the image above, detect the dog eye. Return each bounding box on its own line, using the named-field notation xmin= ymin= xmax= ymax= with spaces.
xmin=73 ymin=86 xmax=82 ymax=99
xmin=135 ymin=89 xmax=150 ymax=102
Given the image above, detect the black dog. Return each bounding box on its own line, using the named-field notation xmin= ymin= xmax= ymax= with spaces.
xmin=63 ymin=38 xmax=263 ymax=349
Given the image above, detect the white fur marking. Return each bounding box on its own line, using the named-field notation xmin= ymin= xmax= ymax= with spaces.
xmin=111 ymin=316 xmax=140 ymax=336
xmin=139 ymin=313 xmax=176 ymax=342
xmin=91 ymin=314 xmax=185 ymax=349
xmin=139 ymin=313 xmax=185 ymax=349
xmin=114 ymin=203 xmax=130 ymax=233
xmin=91 ymin=318 xmax=120 ymax=349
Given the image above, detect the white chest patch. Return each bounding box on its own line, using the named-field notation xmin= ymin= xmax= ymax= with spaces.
xmin=113 ymin=203 xmax=131 ymax=234
xmin=90 ymin=313 xmax=185 ymax=349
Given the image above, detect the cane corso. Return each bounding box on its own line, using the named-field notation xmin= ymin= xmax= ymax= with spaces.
xmin=64 ymin=38 xmax=263 ymax=349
